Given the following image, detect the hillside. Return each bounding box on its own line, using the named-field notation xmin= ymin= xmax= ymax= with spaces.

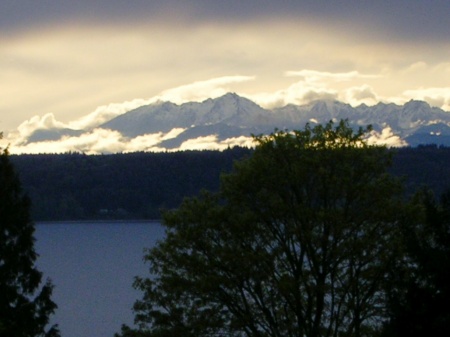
xmin=10 ymin=146 xmax=450 ymax=221
xmin=11 ymin=147 xmax=251 ymax=221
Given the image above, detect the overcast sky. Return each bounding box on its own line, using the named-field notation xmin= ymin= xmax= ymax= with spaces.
xmin=1 ymin=0 xmax=450 ymax=138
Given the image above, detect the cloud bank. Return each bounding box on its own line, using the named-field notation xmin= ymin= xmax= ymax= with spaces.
xmin=4 ymin=67 xmax=447 ymax=154
xmin=5 ymin=127 xmax=255 ymax=155
xmin=2 ymin=13 xmax=449 ymax=132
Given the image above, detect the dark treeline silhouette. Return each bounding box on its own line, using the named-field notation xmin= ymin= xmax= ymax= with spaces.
xmin=11 ymin=147 xmax=251 ymax=221
xmin=390 ymin=144 xmax=450 ymax=197
xmin=10 ymin=145 xmax=450 ymax=221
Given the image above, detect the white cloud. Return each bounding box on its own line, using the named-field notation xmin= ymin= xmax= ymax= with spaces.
xmin=285 ymin=70 xmax=381 ymax=82
xmin=125 ymin=128 xmax=186 ymax=153
xmin=178 ymin=135 xmax=222 ymax=151
xmin=178 ymin=135 xmax=255 ymax=151
xmin=9 ymin=129 xmax=126 ymax=155
xmin=8 ymin=127 xmax=215 ymax=154
xmin=68 ymin=98 xmax=158 ymax=130
xmin=344 ymin=85 xmax=379 ymax=106
xmin=246 ymin=70 xmax=384 ymax=109
xmin=157 ymin=76 xmax=255 ymax=104
xmin=5 ymin=67 xmax=450 ymax=155
xmin=10 ymin=113 xmax=72 ymax=147
xmin=65 ymin=76 xmax=255 ymax=132
xmin=402 ymin=87 xmax=450 ymax=111
xmin=161 ymin=128 xmax=186 ymax=141
xmin=8 ymin=129 xmax=255 ymax=155
xmin=125 ymin=133 xmax=166 ymax=153
xmin=16 ymin=113 xmax=67 ymax=139
xmin=6 ymin=75 xmax=254 ymax=147
xmin=220 ymin=136 xmax=255 ymax=149
xmin=247 ymin=74 xmax=339 ymax=108
xmin=367 ymin=127 xmax=408 ymax=147
xmin=403 ymin=61 xmax=428 ymax=73
xmin=2 ymin=16 xmax=449 ymax=134
xmin=381 ymin=62 xmax=450 ymax=110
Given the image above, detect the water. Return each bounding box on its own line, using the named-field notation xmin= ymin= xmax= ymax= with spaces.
xmin=34 ymin=221 xmax=166 ymax=337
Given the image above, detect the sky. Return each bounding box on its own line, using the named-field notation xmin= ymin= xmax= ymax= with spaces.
xmin=1 ymin=0 xmax=450 ymax=152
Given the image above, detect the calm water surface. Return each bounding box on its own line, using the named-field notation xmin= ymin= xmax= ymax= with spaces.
xmin=34 ymin=221 xmax=165 ymax=337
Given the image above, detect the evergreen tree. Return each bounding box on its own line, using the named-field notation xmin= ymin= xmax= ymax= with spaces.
xmin=0 ymin=146 xmax=59 ymax=337
xmin=382 ymin=189 xmax=450 ymax=337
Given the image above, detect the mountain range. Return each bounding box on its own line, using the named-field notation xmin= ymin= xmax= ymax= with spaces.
xmin=24 ymin=93 xmax=450 ymax=151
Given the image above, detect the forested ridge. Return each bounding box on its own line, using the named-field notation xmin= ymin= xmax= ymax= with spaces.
xmin=11 ymin=147 xmax=251 ymax=221
xmin=10 ymin=145 xmax=450 ymax=221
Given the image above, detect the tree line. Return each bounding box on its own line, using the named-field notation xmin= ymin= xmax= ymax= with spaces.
xmin=11 ymin=147 xmax=251 ymax=221
xmin=10 ymin=144 xmax=450 ymax=221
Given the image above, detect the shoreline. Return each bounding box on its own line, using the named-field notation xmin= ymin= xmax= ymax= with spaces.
xmin=35 ymin=219 xmax=162 ymax=225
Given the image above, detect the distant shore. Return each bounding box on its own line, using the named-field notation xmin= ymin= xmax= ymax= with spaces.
xmin=35 ymin=219 xmax=162 ymax=225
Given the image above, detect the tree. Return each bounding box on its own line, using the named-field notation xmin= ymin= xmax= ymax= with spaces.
xmin=382 ymin=189 xmax=450 ymax=337
xmin=118 ymin=120 xmax=406 ymax=337
xmin=0 ymin=145 xmax=59 ymax=337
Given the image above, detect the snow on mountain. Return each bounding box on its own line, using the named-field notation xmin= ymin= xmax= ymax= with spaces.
xmin=101 ymin=92 xmax=274 ymax=136
xmin=16 ymin=93 xmax=450 ymax=153
xmin=100 ymin=101 xmax=185 ymax=137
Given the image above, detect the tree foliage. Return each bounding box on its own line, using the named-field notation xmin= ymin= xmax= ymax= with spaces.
xmin=11 ymin=148 xmax=251 ymax=221
xmin=382 ymin=189 xmax=450 ymax=337
xmin=118 ymin=120 xmax=405 ymax=337
xmin=118 ymin=120 xmax=407 ymax=337
xmin=0 ymin=146 xmax=59 ymax=337
xmin=11 ymin=145 xmax=450 ymax=221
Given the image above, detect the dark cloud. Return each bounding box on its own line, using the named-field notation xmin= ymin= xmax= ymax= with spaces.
xmin=2 ymin=0 xmax=449 ymax=41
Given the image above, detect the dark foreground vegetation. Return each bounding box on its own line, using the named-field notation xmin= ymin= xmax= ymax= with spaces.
xmin=115 ymin=121 xmax=450 ymax=337
xmin=11 ymin=147 xmax=250 ymax=221
xmin=10 ymin=143 xmax=450 ymax=221
xmin=1 ymin=146 xmax=59 ymax=336
xmin=2 ymin=121 xmax=450 ymax=337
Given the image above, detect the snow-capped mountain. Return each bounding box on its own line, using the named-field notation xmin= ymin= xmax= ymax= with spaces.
xmin=100 ymin=93 xmax=273 ymax=138
xmin=22 ymin=93 xmax=450 ymax=152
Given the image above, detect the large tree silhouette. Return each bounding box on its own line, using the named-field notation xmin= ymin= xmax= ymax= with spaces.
xmin=118 ymin=120 xmax=406 ymax=337
xmin=0 ymin=145 xmax=59 ymax=337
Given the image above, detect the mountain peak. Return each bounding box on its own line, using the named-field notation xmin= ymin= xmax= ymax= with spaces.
xmin=213 ymin=92 xmax=259 ymax=106
xmin=16 ymin=96 xmax=450 ymax=153
xmin=221 ymin=92 xmax=240 ymax=99
xmin=404 ymin=99 xmax=431 ymax=110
